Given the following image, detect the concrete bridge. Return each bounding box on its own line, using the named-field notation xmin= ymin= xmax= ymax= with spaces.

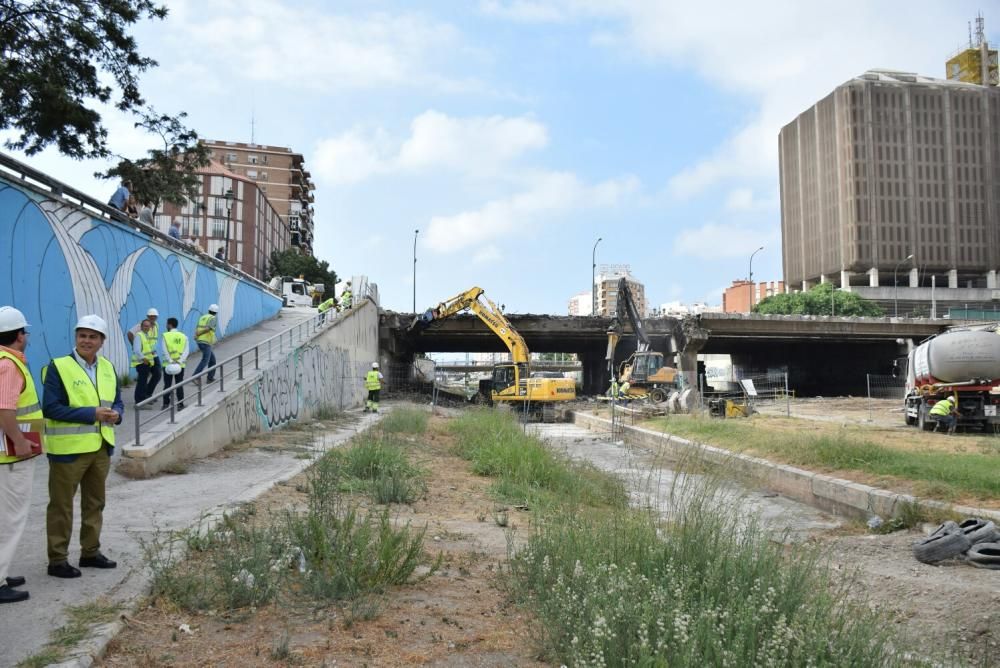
xmin=380 ymin=311 xmax=952 ymax=396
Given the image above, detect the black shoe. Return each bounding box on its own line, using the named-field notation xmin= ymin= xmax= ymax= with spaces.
xmin=177 ymin=404 xmax=185 ymax=411
xmin=0 ymin=584 xmax=28 ymax=603
xmin=79 ymin=553 xmax=117 ymax=569
xmin=5 ymin=576 xmax=25 ymax=587
xmin=48 ymin=562 xmax=82 ymax=578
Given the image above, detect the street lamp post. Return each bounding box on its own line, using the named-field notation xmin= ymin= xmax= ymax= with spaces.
xmin=413 ymin=229 xmax=419 ymax=313
xmin=223 ymin=187 xmax=235 ymax=265
xmin=748 ymin=246 xmax=764 ymax=307
xmin=592 ymin=237 xmax=602 ymax=316
xmin=893 ymin=254 xmax=914 ymax=317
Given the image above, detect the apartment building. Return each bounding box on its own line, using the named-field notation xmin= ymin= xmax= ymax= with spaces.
xmin=593 ymin=265 xmax=647 ymax=317
xmin=722 ymin=280 xmax=785 ymax=313
xmin=202 ymin=140 xmax=315 ymax=255
xmin=157 ymin=160 xmax=289 ymax=280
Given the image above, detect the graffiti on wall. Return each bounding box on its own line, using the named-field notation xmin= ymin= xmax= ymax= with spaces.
xmin=0 ymin=175 xmax=282 ymax=388
xmin=224 ymin=343 xmax=370 ymax=435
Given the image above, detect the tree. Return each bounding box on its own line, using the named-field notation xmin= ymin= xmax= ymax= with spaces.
xmin=0 ymin=1 xmax=169 ymax=159
xmin=97 ymin=109 xmax=210 ymax=213
xmin=753 ymin=283 xmax=884 ymax=317
xmin=269 ymin=249 xmax=338 ymax=290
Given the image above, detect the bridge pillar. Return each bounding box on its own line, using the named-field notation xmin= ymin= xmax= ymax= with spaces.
xmin=840 ymin=270 xmax=852 ymax=291
xmin=580 ymin=353 xmax=607 ymax=395
xmin=868 ymin=268 xmax=879 ymax=287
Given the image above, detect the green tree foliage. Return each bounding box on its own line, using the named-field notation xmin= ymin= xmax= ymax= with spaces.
xmin=0 ymin=1 xmax=169 ymax=159
xmin=269 ymin=249 xmax=338 ymax=290
xmin=753 ymin=283 xmax=884 ymax=317
xmin=97 ymin=110 xmax=210 ymax=214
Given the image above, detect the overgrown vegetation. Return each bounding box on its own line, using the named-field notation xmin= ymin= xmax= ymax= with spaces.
xmin=444 ymin=410 xmax=907 ymax=667
xmin=647 ymin=415 xmax=1000 ymax=500
xmin=448 ymin=409 xmax=627 ymax=510
xmin=754 ymin=282 xmax=884 ymax=316
xmin=142 ymin=412 xmax=435 ymax=616
xmin=17 ymin=600 xmax=120 ymax=668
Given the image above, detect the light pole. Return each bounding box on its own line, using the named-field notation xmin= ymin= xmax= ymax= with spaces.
xmin=592 ymin=237 xmax=602 ymax=316
xmin=413 ymin=229 xmax=419 ymax=313
xmin=748 ymin=246 xmax=764 ymax=307
xmin=893 ymin=253 xmax=914 ymax=317
xmin=223 ymin=187 xmax=235 ymax=265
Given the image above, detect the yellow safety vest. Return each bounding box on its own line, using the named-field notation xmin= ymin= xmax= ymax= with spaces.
xmin=45 ymin=355 xmax=117 ymax=454
xmin=318 ymin=298 xmax=335 ymax=313
xmin=131 ymin=330 xmax=156 ymax=367
xmin=162 ymin=330 xmax=188 ymax=367
xmin=929 ymin=398 xmax=954 ymax=416
xmin=147 ymin=321 xmax=159 ymax=348
xmin=365 ymin=370 xmax=381 ymax=391
xmin=196 ymin=313 xmax=217 ymax=345
xmin=342 ymin=290 xmax=352 ymax=307
xmin=0 ymin=351 xmax=42 ymax=464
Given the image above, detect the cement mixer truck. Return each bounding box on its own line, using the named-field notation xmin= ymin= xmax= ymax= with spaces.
xmin=903 ymin=327 xmax=1000 ymax=431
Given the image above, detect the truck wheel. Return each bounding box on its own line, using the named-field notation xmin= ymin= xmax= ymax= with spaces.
xmin=918 ymin=407 xmax=934 ymax=431
xmin=649 ymin=388 xmax=668 ymax=403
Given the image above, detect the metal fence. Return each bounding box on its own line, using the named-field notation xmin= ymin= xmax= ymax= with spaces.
xmin=699 ymin=369 xmax=792 ymax=416
xmin=132 ymin=307 xmax=344 ymax=447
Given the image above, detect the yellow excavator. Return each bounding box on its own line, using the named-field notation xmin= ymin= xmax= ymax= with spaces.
xmin=606 ymin=277 xmax=679 ymax=403
xmin=410 ymin=287 xmax=576 ymax=421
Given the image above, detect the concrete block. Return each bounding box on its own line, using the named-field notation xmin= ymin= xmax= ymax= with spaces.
xmin=811 ymin=476 xmax=871 ymax=515
xmin=765 ymin=464 xmax=816 ymax=502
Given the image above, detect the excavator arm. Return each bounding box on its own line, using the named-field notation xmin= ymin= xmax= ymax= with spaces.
xmin=607 ymin=277 xmax=650 ymax=374
xmin=411 ymin=286 xmax=530 ymax=363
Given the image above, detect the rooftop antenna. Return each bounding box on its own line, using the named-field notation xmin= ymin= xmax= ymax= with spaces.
xmin=975 ymin=12 xmax=985 ymax=47
xmin=250 ymin=109 xmax=256 ymax=145
xmin=968 ymin=20 xmax=973 ymax=48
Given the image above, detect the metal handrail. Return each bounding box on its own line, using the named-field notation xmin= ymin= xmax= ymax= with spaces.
xmin=130 ymin=303 xmax=359 ymax=447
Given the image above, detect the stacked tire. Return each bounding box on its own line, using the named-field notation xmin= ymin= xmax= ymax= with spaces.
xmin=913 ymin=518 xmax=1000 ymax=568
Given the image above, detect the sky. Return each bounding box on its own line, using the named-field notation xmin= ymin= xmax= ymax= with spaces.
xmin=5 ymin=1 xmax=997 ymax=313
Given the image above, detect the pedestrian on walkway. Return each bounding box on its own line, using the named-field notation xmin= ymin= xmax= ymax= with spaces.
xmin=107 ymin=180 xmax=130 ymax=212
xmin=193 ymin=304 xmax=219 ymax=384
xmin=131 ymin=319 xmax=156 ymax=407
xmin=160 ymin=317 xmax=189 ymax=411
xmin=0 ymin=306 xmax=41 ymax=604
xmin=364 ymin=362 xmax=383 ymax=413
xmin=43 ymin=314 xmax=123 ymax=578
xmin=128 ymin=308 xmax=162 ymax=399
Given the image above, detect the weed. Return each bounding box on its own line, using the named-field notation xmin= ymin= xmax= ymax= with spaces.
xmin=16 ymin=600 xmax=120 ymax=667
xmin=379 ymin=407 xmax=429 ymax=434
xmin=118 ymin=373 xmax=133 ymax=388
xmin=313 ymin=404 xmax=343 ymax=421
xmin=16 ymin=649 xmax=62 ymax=668
xmin=270 ymin=631 xmax=291 ymax=660
xmin=372 ymin=473 xmax=422 ymax=504
xmin=493 ymin=507 xmax=509 ymax=527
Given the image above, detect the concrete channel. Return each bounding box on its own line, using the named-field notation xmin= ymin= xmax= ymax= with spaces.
xmin=528 ymin=422 xmax=841 ymax=542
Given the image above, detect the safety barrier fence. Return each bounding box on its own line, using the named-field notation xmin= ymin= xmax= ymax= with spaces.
xmin=699 ymin=370 xmax=792 ymax=416
xmin=130 ymin=306 xmax=351 ymax=447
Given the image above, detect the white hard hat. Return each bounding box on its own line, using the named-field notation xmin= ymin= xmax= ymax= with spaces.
xmin=208 ymin=304 xmax=219 ymax=314
xmin=372 ymin=362 xmax=379 ymax=369
xmin=164 ymin=362 xmax=183 ymax=376
xmin=147 ymin=308 xmax=159 ymax=317
xmin=75 ymin=314 xmax=109 ymax=338
xmin=0 ymin=306 xmax=29 ymax=332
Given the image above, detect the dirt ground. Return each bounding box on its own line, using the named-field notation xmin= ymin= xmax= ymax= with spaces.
xmin=98 ymin=406 xmax=999 ymax=666
xmin=98 ymin=416 xmax=545 ymax=667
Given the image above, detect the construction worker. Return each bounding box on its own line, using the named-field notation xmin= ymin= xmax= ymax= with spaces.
xmin=341 ymin=282 xmax=352 ymax=310
xmin=929 ymin=395 xmax=958 ymax=434
xmin=160 ymin=317 xmax=189 ymax=411
xmin=0 ymin=307 xmax=41 ymax=604
xmin=130 ymin=319 xmax=156 ymax=407
xmin=618 ymin=380 xmax=631 ymax=399
xmin=127 ymin=308 xmax=161 ymax=398
xmin=365 ymin=362 xmax=383 ymax=413
xmin=193 ymin=304 xmax=219 ymax=383
xmin=317 ymin=297 xmax=336 ymax=324
xmin=43 ymin=314 xmax=123 ymax=578
xmin=606 ymin=377 xmax=619 ymax=399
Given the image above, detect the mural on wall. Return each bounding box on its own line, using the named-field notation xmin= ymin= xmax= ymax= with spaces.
xmin=225 ymin=344 xmax=369 ymax=435
xmin=0 ymin=175 xmax=283 ymax=389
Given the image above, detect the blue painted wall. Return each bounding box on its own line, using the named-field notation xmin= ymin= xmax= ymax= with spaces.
xmin=0 ymin=174 xmax=282 ymax=389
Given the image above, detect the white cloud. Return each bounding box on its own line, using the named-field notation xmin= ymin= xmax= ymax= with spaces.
xmin=472 ymin=245 xmax=503 ymax=264
xmin=424 ymin=170 xmax=639 ymax=253
xmin=312 ymin=111 xmax=549 ymax=186
xmin=674 ymin=222 xmax=777 ymax=260
xmin=483 ymin=1 xmax=974 ymax=197
xmin=479 ymin=0 xmax=567 ymax=22
xmin=165 ymin=1 xmax=479 ymax=93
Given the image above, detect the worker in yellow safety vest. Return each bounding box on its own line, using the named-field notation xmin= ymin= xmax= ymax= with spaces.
xmin=131 ymin=319 xmax=156 ymax=407
xmin=159 ymin=317 xmax=189 ymax=411
xmin=127 ymin=308 xmax=162 ymax=399
xmin=43 ymin=314 xmax=123 ymax=578
xmin=340 ymin=282 xmax=352 ymax=310
xmin=318 ymin=297 xmax=336 ymax=324
xmin=364 ymin=362 xmax=384 ymax=413
xmin=193 ymin=304 xmax=219 ymax=383
xmin=0 ymin=306 xmax=42 ymax=603
xmin=929 ymin=395 xmax=958 ymax=434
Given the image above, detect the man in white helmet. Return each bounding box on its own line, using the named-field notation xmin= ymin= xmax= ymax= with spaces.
xmin=0 ymin=306 xmax=41 ymax=603
xmin=127 ymin=308 xmax=162 ymax=400
xmin=364 ymin=361 xmax=384 ymax=413
xmin=42 ymin=314 xmax=123 ymax=578
xmin=193 ymin=304 xmax=220 ymax=383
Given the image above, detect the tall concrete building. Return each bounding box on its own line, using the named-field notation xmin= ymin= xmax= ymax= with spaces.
xmin=779 ymin=69 xmax=1000 ymax=314
xmin=567 ymin=291 xmax=593 ymax=316
xmin=593 ymin=265 xmax=647 ymax=317
xmin=202 ymin=140 xmax=315 ymax=255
